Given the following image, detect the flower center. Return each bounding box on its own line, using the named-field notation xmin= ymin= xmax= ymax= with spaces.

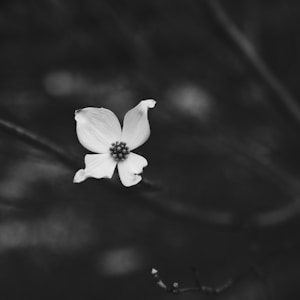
xmin=109 ymin=141 xmax=130 ymax=162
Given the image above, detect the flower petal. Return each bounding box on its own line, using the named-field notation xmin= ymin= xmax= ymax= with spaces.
xmin=75 ymin=107 xmax=122 ymax=153
xmin=117 ymin=153 xmax=148 ymax=187
xmin=73 ymin=153 xmax=117 ymax=183
xmin=121 ymin=99 xmax=156 ymax=150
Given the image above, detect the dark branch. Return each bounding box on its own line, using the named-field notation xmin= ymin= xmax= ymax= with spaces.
xmin=0 ymin=118 xmax=80 ymax=169
xmin=204 ymin=0 xmax=300 ymax=126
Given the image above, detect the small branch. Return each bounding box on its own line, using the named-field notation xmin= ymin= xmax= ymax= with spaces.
xmin=151 ymin=268 xmax=233 ymax=295
xmin=0 ymin=118 xmax=80 ymax=169
xmin=204 ymin=0 xmax=300 ymax=126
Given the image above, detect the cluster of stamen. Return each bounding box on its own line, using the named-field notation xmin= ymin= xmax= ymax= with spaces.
xmin=109 ymin=141 xmax=130 ymax=161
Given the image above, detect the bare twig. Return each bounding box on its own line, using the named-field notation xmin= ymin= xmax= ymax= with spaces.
xmin=151 ymin=268 xmax=233 ymax=295
xmin=204 ymin=0 xmax=300 ymax=125
xmin=151 ymin=263 xmax=274 ymax=298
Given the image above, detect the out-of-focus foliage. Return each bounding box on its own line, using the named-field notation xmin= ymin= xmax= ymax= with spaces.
xmin=1 ymin=0 xmax=300 ymax=299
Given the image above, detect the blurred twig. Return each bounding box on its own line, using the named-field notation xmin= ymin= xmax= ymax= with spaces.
xmin=204 ymin=0 xmax=300 ymax=126
xmin=242 ymin=0 xmax=261 ymax=48
xmin=0 ymin=118 xmax=80 ymax=169
xmin=102 ymin=1 xmax=153 ymax=74
xmin=141 ymin=191 xmax=300 ymax=229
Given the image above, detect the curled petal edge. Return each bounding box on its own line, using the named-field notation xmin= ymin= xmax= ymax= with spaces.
xmin=121 ymin=99 xmax=156 ymax=150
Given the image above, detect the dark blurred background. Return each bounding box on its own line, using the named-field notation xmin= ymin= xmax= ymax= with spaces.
xmin=1 ymin=0 xmax=300 ymax=299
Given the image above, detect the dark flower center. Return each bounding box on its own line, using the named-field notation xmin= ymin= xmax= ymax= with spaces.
xmin=109 ymin=141 xmax=130 ymax=162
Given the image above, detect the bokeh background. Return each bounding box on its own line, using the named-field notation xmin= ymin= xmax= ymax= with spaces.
xmin=1 ymin=0 xmax=300 ymax=299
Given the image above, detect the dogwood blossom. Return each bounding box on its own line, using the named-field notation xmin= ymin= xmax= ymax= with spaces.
xmin=73 ymin=99 xmax=156 ymax=187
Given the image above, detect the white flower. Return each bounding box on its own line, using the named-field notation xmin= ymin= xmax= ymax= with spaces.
xmin=73 ymin=99 xmax=156 ymax=187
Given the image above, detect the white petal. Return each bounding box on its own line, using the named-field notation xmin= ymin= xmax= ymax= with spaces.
xmin=75 ymin=107 xmax=122 ymax=153
xmin=121 ymin=99 xmax=156 ymax=150
xmin=117 ymin=153 xmax=148 ymax=187
xmin=73 ymin=153 xmax=117 ymax=183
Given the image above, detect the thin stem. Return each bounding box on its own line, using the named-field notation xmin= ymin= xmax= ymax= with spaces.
xmin=204 ymin=0 xmax=300 ymax=126
xmin=0 ymin=118 xmax=80 ymax=169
